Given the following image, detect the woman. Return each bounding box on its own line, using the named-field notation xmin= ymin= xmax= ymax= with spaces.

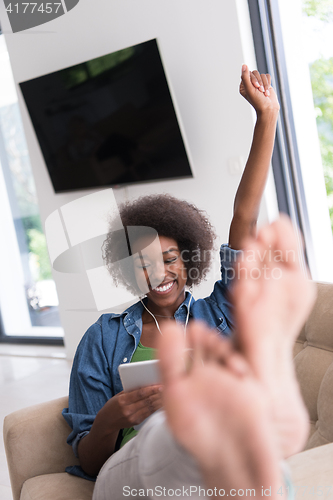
xmin=62 ymin=65 xmax=280 ymax=486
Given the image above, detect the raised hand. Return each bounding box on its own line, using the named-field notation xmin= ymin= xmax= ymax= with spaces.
xmin=240 ymin=65 xmax=280 ymax=114
xmin=229 ymin=65 xmax=280 ymax=249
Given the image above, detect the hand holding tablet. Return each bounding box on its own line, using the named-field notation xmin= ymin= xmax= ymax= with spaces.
xmin=118 ymin=360 xmax=162 ymax=430
xmin=118 ymin=359 xmax=161 ymax=392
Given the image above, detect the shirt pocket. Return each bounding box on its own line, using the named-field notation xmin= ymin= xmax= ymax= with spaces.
xmin=216 ymin=316 xmax=227 ymax=333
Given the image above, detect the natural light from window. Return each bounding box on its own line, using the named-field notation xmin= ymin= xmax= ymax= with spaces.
xmin=0 ymin=34 xmax=63 ymax=338
xmin=302 ymin=0 xmax=333 ymax=235
xmin=277 ymin=0 xmax=333 ymax=282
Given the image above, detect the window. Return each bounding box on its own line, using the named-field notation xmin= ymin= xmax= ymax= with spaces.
xmin=0 ymin=35 xmax=64 ymax=343
xmin=301 ymin=0 xmax=333 ymax=234
xmin=248 ymin=0 xmax=333 ymax=282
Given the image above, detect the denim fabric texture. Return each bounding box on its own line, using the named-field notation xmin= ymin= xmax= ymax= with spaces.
xmin=62 ymin=244 xmax=240 ymax=480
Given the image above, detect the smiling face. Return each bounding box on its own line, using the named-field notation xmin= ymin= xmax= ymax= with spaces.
xmin=132 ymin=235 xmax=188 ymax=313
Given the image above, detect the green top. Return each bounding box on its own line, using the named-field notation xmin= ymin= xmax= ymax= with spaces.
xmin=120 ymin=341 xmax=156 ymax=448
xmin=131 ymin=341 xmax=156 ymax=363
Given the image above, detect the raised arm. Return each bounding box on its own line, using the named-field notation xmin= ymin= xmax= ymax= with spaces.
xmin=228 ymin=65 xmax=280 ymax=250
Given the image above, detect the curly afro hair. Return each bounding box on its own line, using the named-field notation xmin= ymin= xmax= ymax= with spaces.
xmin=102 ymin=194 xmax=216 ymax=295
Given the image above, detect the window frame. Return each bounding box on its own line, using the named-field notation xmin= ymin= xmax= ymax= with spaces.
xmin=247 ymin=0 xmax=316 ymax=275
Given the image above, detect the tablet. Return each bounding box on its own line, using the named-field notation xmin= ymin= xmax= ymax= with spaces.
xmin=118 ymin=359 xmax=161 ymax=392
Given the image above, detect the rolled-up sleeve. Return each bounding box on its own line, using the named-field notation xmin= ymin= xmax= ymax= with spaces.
xmin=203 ymin=244 xmax=243 ymax=335
xmin=219 ymin=244 xmax=242 ymax=286
xmin=62 ymin=320 xmax=113 ymax=451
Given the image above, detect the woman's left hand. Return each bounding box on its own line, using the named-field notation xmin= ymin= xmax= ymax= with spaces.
xmin=239 ymin=65 xmax=280 ymax=115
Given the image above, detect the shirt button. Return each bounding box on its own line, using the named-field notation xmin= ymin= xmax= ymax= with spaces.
xmin=123 ymin=357 xmax=128 ymax=362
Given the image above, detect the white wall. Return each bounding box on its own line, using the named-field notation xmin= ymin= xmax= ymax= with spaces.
xmin=0 ymin=0 xmax=277 ymax=358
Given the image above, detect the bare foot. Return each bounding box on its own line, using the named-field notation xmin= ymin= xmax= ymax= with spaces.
xmin=232 ymin=216 xmax=317 ymax=457
xmin=158 ymin=321 xmax=282 ymax=497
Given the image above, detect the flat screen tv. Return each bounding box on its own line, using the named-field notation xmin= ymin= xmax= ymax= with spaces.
xmin=19 ymin=39 xmax=193 ymax=193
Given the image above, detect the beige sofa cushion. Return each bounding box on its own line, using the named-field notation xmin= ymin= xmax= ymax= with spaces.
xmin=307 ymin=361 xmax=333 ymax=449
xmin=293 ymin=282 xmax=333 ymax=449
xmin=21 ymin=473 xmax=94 ymax=500
xmin=3 ymin=397 xmax=81 ymax=500
xmin=287 ymin=442 xmax=333 ymax=499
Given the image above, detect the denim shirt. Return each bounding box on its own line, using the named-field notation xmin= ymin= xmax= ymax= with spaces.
xmin=62 ymin=244 xmax=240 ymax=480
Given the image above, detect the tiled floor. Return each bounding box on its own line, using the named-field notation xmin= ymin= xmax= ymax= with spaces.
xmin=0 ymin=344 xmax=72 ymax=500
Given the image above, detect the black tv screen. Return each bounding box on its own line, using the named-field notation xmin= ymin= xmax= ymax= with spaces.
xmin=19 ymin=39 xmax=193 ymax=193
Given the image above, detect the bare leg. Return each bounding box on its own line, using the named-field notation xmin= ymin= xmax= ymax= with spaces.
xmin=159 ymin=321 xmax=281 ymax=497
xmin=232 ymin=215 xmax=316 ymax=457
xmin=158 ymin=217 xmax=316 ymax=496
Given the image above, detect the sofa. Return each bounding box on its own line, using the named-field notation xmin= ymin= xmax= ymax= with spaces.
xmin=4 ymin=282 xmax=333 ymax=500
xmin=286 ymin=282 xmax=333 ymax=499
